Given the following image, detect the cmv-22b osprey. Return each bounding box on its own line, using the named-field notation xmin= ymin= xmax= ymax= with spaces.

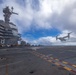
xmin=56 ymin=32 xmax=72 ymax=41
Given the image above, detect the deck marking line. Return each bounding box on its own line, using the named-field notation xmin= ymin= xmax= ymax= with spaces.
xmin=63 ymin=67 xmax=72 ymax=71
xmin=71 ymin=70 xmax=76 ymax=73
xmin=62 ymin=61 xmax=68 ymax=64
xmin=6 ymin=64 xmax=8 ymax=75
xmin=54 ymin=62 xmax=60 ymax=66
xmin=47 ymin=60 xmax=52 ymax=62
xmin=31 ymin=51 xmax=76 ymax=74
xmin=72 ymin=65 xmax=76 ymax=68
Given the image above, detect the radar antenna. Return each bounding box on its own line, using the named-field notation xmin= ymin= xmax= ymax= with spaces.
xmin=3 ymin=6 xmax=18 ymax=23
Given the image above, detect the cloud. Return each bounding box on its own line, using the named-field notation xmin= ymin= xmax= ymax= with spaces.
xmin=29 ymin=30 xmax=76 ymax=45
xmin=0 ymin=0 xmax=76 ymax=32
xmin=0 ymin=0 xmax=76 ymax=45
xmin=51 ymin=1 xmax=76 ymax=32
xmin=30 ymin=36 xmax=56 ymax=45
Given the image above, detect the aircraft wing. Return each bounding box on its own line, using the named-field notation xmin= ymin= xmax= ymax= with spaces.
xmin=59 ymin=38 xmax=66 ymax=41
xmin=63 ymin=36 xmax=67 ymax=38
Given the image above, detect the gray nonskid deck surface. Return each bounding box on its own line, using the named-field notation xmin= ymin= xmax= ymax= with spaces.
xmin=0 ymin=47 xmax=75 ymax=75
xmin=37 ymin=46 xmax=76 ymax=65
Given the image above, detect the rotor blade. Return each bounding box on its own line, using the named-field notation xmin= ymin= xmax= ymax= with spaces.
xmin=68 ymin=32 xmax=72 ymax=34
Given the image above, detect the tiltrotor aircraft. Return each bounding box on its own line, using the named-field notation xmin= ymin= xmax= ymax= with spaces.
xmin=56 ymin=32 xmax=72 ymax=41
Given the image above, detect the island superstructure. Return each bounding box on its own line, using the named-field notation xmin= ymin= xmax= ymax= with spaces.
xmin=0 ymin=6 xmax=21 ymax=46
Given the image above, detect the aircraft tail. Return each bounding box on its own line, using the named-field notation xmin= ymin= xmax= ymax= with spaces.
xmin=67 ymin=32 xmax=72 ymax=39
xmin=56 ymin=36 xmax=58 ymax=40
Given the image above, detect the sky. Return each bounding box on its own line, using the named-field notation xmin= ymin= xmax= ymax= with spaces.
xmin=0 ymin=0 xmax=76 ymax=45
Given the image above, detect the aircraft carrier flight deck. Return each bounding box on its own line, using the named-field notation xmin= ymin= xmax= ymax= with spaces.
xmin=0 ymin=46 xmax=76 ymax=75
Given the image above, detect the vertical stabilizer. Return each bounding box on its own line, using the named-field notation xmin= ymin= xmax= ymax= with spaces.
xmin=56 ymin=36 xmax=58 ymax=40
xmin=67 ymin=32 xmax=72 ymax=39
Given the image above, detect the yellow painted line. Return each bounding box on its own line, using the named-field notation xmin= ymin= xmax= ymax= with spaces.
xmin=47 ymin=60 xmax=52 ymax=62
xmin=64 ymin=67 xmax=72 ymax=71
xmin=62 ymin=61 xmax=68 ymax=64
xmin=6 ymin=64 xmax=8 ymax=75
xmin=72 ymin=65 xmax=76 ymax=68
xmin=54 ymin=62 xmax=60 ymax=66
xmin=55 ymin=59 xmax=59 ymax=61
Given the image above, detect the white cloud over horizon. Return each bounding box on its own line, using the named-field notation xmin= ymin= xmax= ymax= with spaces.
xmin=0 ymin=0 xmax=76 ymax=45
xmin=29 ymin=31 xmax=76 ymax=45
